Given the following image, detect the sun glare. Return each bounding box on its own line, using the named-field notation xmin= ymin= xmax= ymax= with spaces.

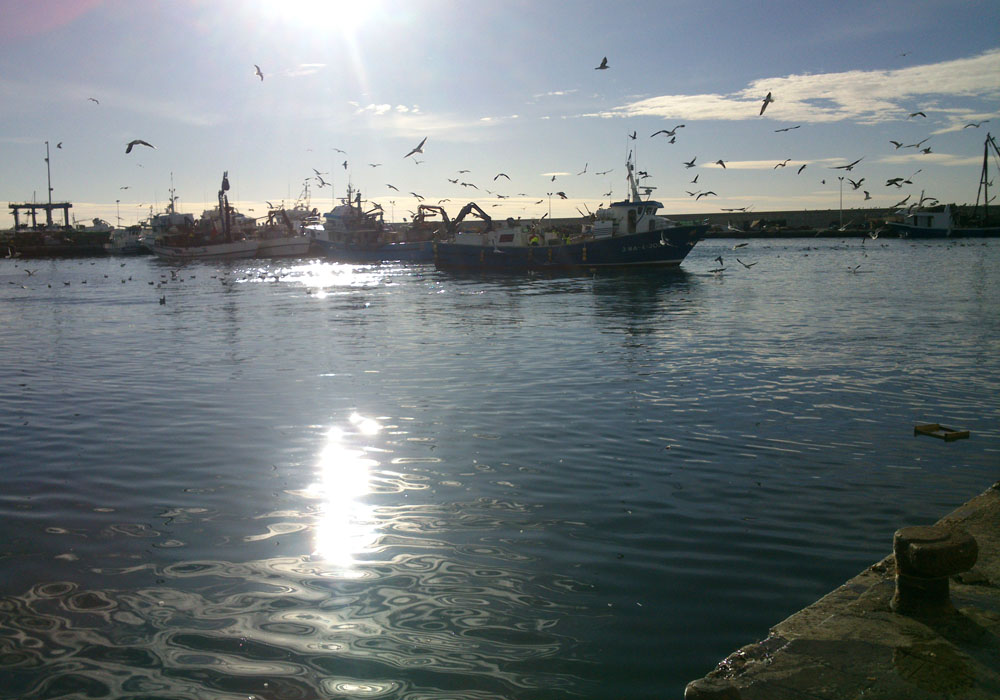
xmin=255 ymin=0 xmax=376 ymax=32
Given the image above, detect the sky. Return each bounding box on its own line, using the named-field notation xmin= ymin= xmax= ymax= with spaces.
xmin=2 ymin=0 xmax=999 ymax=228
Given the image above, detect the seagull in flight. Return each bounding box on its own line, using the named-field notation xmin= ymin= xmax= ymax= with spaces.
xmin=774 ymin=125 xmax=800 ymax=132
xmin=494 ymin=172 xmax=510 ymax=181
xmin=683 ymin=157 xmax=697 ymax=168
xmin=889 ymin=140 xmax=903 ymax=149
xmin=628 ymin=131 xmax=636 ymax=140
xmin=254 ymin=64 xmax=264 ymax=81
xmin=847 ymin=177 xmax=864 ymax=190
xmin=690 ymin=174 xmax=699 ymax=184
xmin=404 ymin=137 xmax=427 ymax=158
xmin=596 ymin=168 xmax=613 ymax=175
xmin=736 ymin=258 xmax=757 ymax=269
xmin=797 ymin=164 xmax=807 ymax=174
xmin=652 ymin=125 xmax=685 ymax=138
xmin=760 ymin=91 xmax=774 ymax=115
xmin=369 ymin=163 xmax=382 ymax=167
xmin=905 ymin=138 xmax=930 ymax=149
xmin=864 ymin=191 xmax=872 ymax=200
xmin=125 ymin=139 xmax=155 ymax=154
xmin=830 ymin=157 xmax=863 ymax=171
xmin=908 ymin=111 xmax=926 ymax=118
xmin=577 ymin=163 xmax=588 ymax=175
xmin=386 ymin=184 xmax=399 ymax=191
xmin=87 ymin=97 xmax=99 ymax=104
xmin=774 ymin=159 xmax=790 ymax=169
xmin=964 ymin=120 xmax=989 ymax=128
xmin=695 ymin=191 xmax=717 ymax=200
xmin=714 ymin=159 xmax=726 ymax=169
xmin=595 ymin=56 xmax=609 ymax=70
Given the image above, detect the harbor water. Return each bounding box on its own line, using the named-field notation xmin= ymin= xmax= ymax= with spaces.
xmin=1 ymin=238 xmax=998 ymax=699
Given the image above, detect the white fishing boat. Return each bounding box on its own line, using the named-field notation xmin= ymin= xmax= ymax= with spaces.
xmin=887 ymin=133 xmax=1000 ymax=239
xmin=150 ymin=172 xmax=258 ymax=262
xmin=105 ymin=224 xmax=149 ymax=255
xmin=254 ymin=208 xmax=312 ymax=258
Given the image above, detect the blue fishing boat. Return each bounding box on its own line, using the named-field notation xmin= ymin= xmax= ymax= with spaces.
xmin=432 ymin=159 xmax=706 ymax=272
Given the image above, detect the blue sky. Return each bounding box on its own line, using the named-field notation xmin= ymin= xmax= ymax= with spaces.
xmin=2 ymin=0 xmax=999 ymax=227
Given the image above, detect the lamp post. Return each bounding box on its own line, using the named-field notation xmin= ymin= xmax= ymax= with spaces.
xmin=116 ymin=199 xmax=121 ymax=227
xmin=838 ymin=176 xmax=844 ymax=228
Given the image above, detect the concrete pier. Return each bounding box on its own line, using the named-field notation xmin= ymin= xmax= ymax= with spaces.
xmin=685 ymin=481 xmax=1000 ymax=699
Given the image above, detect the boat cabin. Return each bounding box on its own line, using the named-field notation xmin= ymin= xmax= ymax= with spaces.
xmin=900 ymin=203 xmax=954 ymax=230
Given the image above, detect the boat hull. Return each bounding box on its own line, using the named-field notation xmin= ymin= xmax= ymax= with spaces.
xmin=887 ymin=223 xmax=1000 ymax=238
xmin=432 ymin=225 xmax=706 ymax=271
xmin=256 ymin=236 xmax=312 ymax=258
xmin=151 ymin=239 xmax=259 ymax=262
xmin=311 ymin=239 xmax=434 ymax=263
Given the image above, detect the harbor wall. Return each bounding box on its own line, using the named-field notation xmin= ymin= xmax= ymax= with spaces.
xmin=684 ymin=481 xmax=1000 ymax=699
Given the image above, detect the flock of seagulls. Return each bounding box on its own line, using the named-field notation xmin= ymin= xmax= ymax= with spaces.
xmin=48 ymin=54 xmax=988 ymax=237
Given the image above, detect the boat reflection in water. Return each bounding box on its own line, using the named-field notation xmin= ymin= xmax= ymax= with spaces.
xmin=304 ymin=414 xmax=381 ymax=572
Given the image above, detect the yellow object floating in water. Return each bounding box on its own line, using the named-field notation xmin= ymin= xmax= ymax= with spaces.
xmin=914 ymin=423 xmax=970 ymax=441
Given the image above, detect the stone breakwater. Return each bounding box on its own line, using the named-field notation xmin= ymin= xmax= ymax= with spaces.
xmin=684 ymin=481 xmax=1000 ymax=699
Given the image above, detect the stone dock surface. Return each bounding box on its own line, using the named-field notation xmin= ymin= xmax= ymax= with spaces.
xmin=685 ymin=481 xmax=1000 ymax=699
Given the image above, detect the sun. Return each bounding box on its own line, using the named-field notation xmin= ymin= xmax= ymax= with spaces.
xmin=254 ymin=0 xmax=377 ymax=33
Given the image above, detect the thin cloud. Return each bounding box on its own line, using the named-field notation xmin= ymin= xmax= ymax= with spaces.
xmin=588 ymin=49 xmax=1000 ymax=125
xmin=877 ymin=153 xmax=980 ymax=166
xmin=282 ymin=63 xmax=326 ymax=77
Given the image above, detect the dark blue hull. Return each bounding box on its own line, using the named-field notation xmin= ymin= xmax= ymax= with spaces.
xmin=887 ymin=223 xmax=1000 ymax=238
xmin=311 ymin=239 xmax=434 ymax=263
xmin=433 ymin=225 xmax=706 ymax=271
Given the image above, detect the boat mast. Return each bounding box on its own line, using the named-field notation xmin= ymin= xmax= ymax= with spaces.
xmin=625 ymin=157 xmax=642 ymax=203
xmin=975 ymin=133 xmax=999 ymax=224
xmin=44 ymin=141 xmax=53 ymax=225
xmin=219 ymin=171 xmax=231 ymax=242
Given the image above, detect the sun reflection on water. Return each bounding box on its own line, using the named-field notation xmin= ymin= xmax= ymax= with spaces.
xmin=306 ymin=413 xmax=381 ymax=573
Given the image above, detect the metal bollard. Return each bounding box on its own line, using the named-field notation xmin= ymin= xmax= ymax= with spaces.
xmin=892 ymin=525 xmax=978 ymax=615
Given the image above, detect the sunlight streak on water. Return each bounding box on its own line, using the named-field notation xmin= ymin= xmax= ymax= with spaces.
xmin=306 ymin=418 xmax=380 ymax=572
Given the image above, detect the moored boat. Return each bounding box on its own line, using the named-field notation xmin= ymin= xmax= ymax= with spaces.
xmin=886 ymin=203 xmax=1000 ymax=238
xmin=2 ymin=142 xmax=110 ymax=257
xmin=432 ymin=159 xmax=706 ymax=271
xmin=309 ymin=186 xmax=434 ymax=263
xmin=150 ymin=172 xmax=258 ymax=262
xmin=254 ymin=208 xmax=312 ymax=258
xmin=887 ymin=133 xmax=1000 ymax=239
xmin=105 ymin=224 xmax=150 ymax=255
